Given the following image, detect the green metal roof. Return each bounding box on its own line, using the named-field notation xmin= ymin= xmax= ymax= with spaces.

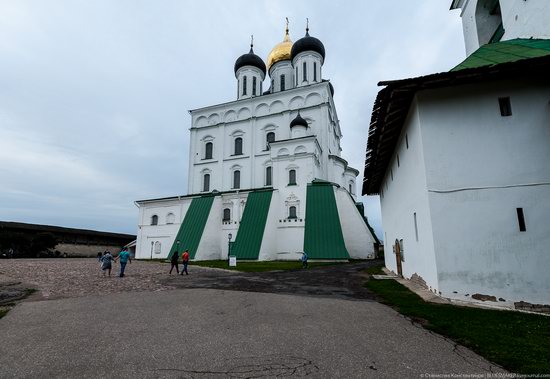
xmin=168 ymin=195 xmax=215 ymax=260
xmin=452 ymin=39 xmax=550 ymax=71
xmin=303 ymin=181 xmax=350 ymax=259
xmin=230 ymin=189 xmax=273 ymax=260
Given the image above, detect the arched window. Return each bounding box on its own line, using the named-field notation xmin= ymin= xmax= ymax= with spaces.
xmin=289 ymin=206 xmax=297 ymax=219
xmin=303 ymin=62 xmax=307 ymax=82
xmin=242 ymin=76 xmax=247 ymax=96
xmin=203 ymin=174 xmax=210 ymax=192
xmin=266 ymin=166 xmax=272 ymax=186
xmin=295 ymin=66 xmax=298 ymax=86
xmin=223 ymin=208 xmax=231 ymax=222
xmin=166 ymin=213 xmax=175 ymax=224
xmin=154 ymin=241 xmax=161 ymax=254
xmin=205 ymin=142 xmax=213 ymax=159
xmin=234 ymin=137 xmax=243 ymax=155
xmin=280 ymin=74 xmax=285 ymax=91
xmin=266 ymin=132 xmax=275 ymax=149
xmin=233 ymin=170 xmax=241 ymax=189
xmin=313 ymin=62 xmax=317 ymax=81
xmin=288 ymin=169 xmax=296 ymax=185
xmin=151 ymin=215 xmax=158 ymax=225
xmin=252 ymin=76 xmax=257 ymax=96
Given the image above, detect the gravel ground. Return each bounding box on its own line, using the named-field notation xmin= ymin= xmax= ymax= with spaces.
xmin=0 ymin=259 xmax=182 ymax=300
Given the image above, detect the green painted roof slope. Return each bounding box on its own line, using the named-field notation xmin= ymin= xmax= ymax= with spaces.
xmin=452 ymin=39 xmax=550 ymax=71
xmin=168 ymin=195 xmax=214 ymax=260
xmin=231 ymin=190 xmax=273 ymax=260
xmin=304 ymin=181 xmax=350 ymax=259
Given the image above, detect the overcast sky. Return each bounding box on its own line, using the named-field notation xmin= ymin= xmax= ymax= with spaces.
xmin=0 ymin=0 xmax=465 ymax=238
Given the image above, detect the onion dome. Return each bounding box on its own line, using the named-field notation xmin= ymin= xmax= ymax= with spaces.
xmin=290 ymin=24 xmax=325 ymax=61
xmin=267 ymin=24 xmax=293 ymax=71
xmin=290 ymin=112 xmax=308 ymax=128
xmin=234 ymin=42 xmax=266 ymax=76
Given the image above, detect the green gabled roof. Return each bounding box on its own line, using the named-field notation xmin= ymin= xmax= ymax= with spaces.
xmin=168 ymin=195 xmax=215 ymax=260
xmin=230 ymin=189 xmax=273 ymax=260
xmin=303 ymin=181 xmax=350 ymax=260
xmin=452 ymin=39 xmax=550 ymax=71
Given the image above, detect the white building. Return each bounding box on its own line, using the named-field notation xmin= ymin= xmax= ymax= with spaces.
xmin=363 ymin=0 xmax=550 ymax=310
xmin=136 ymin=23 xmax=378 ymax=262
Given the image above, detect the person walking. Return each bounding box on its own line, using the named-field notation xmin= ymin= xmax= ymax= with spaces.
xmin=169 ymin=250 xmax=179 ymax=275
xmin=301 ymin=251 xmax=308 ymax=269
xmin=114 ymin=248 xmax=131 ymax=278
xmin=101 ymin=251 xmax=114 ymax=277
xmin=180 ymin=249 xmax=190 ymax=275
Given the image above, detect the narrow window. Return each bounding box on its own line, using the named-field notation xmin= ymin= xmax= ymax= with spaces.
xmin=271 ymin=79 xmax=274 ymax=91
xmin=203 ymin=174 xmax=210 ymax=192
xmin=289 ymin=206 xmax=297 ymax=219
xmin=349 ymin=184 xmax=352 ymax=193
xmin=499 ymin=97 xmax=512 ymax=117
xmin=314 ymin=62 xmax=318 ymax=81
xmin=406 ymin=134 xmax=409 ymax=149
xmin=414 ymin=212 xmax=418 ymax=241
xmin=252 ymin=77 xmax=257 ymax=96
xmin=397 ymin=154 xmax=400 ymax=167
xmin=289 ymin=169 xmax=296 ymax=185
xmin=303 ymin=62 xmax=307 ymax=82
xmin=280 ymin=74 xmax=285 ymax=91
xmin=233 ymin=170 xmax=240 ymax=189
xmin=266 ymin=132 xmax=275 ymax=149
xmin=517 ymin=208 xmax=526 ymax=232
xmin=205 ymin=142 xmax=213 ymax=159
xmin=242 ymin=76 xmax=247 ymax=96
xmin=391 ymin=169 xmax=393 ymax=181
xmin=151 ymin=215 xmax=158 ymax=226
xmin=234 ymin=137 xmax=243 ymax=155
xmin=295 ymin=66 xmax=298 ymax=86
xmin=223 ymin=208 xmax=231 ymax=222
xmin=265 ymin=166 xmax=272 ymax=186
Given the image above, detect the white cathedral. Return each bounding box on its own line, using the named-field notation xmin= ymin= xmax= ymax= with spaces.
xmin=134 ymin=23 xmax=378 ymax=261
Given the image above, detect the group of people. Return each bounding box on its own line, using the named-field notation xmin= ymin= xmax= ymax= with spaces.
xmin=97 ymin=248 xmax=131 ymax=277
xmin=169 ymin=249 xmax=190 ymax=275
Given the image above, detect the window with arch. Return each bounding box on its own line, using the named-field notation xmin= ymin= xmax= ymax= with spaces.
xmin=223 ymin=208 xmax=231 ymax=222
xmin=205 ymin=142 xmax=213 ymax=159
xmin=233 ymin=170 xmax=241 ymax=189
xmin=280 ymin=74 xmax=285 ymax=91
xmin=295 ymin=66 xmax=298 ymax=86
xmin=349 ymin=183 xmax=354 ymax=195
xmin=203 ymin=174 xmax=210 ymax=192
xmin=151 ymin=215 xmax=158 ymax=225
xmin=289 ymin=206 xmax=297 ymax=219
xmin=154 ymin=241 xmax=161 ymax=254
xmin=266 ymin=132 xmax=275 ymax=149
xmin=166 ymin=213 xmax=175 ymax=224
xmin=303 ymin=62 xmax=307 ymax=82
xmin=234 ymin=137 xmax=243 ymax=155
xmin=288 ymin=169 xmax=297 ymax=185
xmin=265 ymin=166 xmax=272 ymax=186
xmin=313 ymin=62 xmax=317 ymax=81
xmin=252 ymin=76 xmax=257 ymax=96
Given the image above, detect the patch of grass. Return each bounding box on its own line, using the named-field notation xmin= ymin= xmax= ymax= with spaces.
xmin=0 ymin=307 xmax=9 ymax=319
xmin=366 ymin=278 xmax=550 ymax=374
xmin=190 ymin=260 xmax=346 ymax=272
xmin=365 ymin=264 xmax=384 ymax=275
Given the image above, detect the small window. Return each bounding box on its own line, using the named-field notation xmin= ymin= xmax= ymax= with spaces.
xmin=205 ymin=142 xmax=213 ymax=159
xmin=234 ymin=137 xmax=243 ymax=155
xmin=166 ymin=213 xmax=175 ymax=224
xmin=349 ymin=184 xmax=353 ymax=193
xmin=295 ymin=66 xmax=298 ymax=86
xmin=313 ymin=62 xmax=317 ymax=81
xmin=289 ymin=169 xmax=296 ymax=185
xmin=233 ymin=170 xmax=241 ymax=189
xmin=397 ymin=154 xmax=400 ymax=167
xmin=280 ymin=74 xmax=285 ymax=91
xmin=266 ymin=132 xmax=275 ymax=149
xmin=414 ymin=212 xmax=418 ymax=241
xmin=289 ymin=206 xmax=297 ymax=219
xmin=406 ymin=134 xmax=409 ymax=149
xmin=242 ymin=76 xmax=247 ymax=96
xmin=303 ymin=62 xmax=307 ymax=82
xmin=499 ymin=97 xmax=512 ymax=117
xmin=517 ymin=208 xmax=526 ymax=232
xmin=271 ymin=78 xmax=274 ymax=91
xmin=266 ymin=166 xmax=272 ymax=186
xmin=223 ymin=208 xmax=231 ymax=222
xmin=252 ymin=77 xmax=257 ymax=96
xmin=151 ymin=215 xmax=158 ymax=226
xmin=203 ymin=174 xmax=210 ymax=192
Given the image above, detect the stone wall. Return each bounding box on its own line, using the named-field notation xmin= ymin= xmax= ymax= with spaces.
xmin=55 ymin=243 xmax=124 ymax=258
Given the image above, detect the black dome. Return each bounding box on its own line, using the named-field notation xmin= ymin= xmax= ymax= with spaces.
xmin=234 ymin=47 xmax=266 ymax=76
xmin=290 ymin=112 xmax=308 ymax=128
xmin=290 ymin=30 xmax=325 ymax=61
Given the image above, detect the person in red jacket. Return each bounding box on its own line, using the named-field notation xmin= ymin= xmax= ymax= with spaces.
xmin=180 ymin=249 xmax=190 ymax=275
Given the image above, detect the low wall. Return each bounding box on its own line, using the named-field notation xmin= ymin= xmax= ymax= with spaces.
xmin=55 ymin=243 xmax=124 ymax=258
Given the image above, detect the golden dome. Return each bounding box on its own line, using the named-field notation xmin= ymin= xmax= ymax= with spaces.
xmin=267 ymin=27 xmax=293 ymax=71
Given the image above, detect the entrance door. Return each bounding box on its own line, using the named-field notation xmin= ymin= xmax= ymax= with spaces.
xmin=394 ymin=239 xmax=403 ymax=277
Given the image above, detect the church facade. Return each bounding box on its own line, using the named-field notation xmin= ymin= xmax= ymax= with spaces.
xmin=135 ymin=24 xmax=377 ymax=261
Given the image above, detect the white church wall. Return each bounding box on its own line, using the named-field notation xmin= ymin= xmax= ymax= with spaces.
xmin=380 ymin=100 xmax=440 ymax=292
xmin=418 ymin=80 xmax=550 ymax=304
xmin=335 ymin=187 xmax=375 ymax=259
xmin=194 ymin=196 xmax=223 ymax=261
xmin=257 ymin=190 xmax=279 ymax=261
